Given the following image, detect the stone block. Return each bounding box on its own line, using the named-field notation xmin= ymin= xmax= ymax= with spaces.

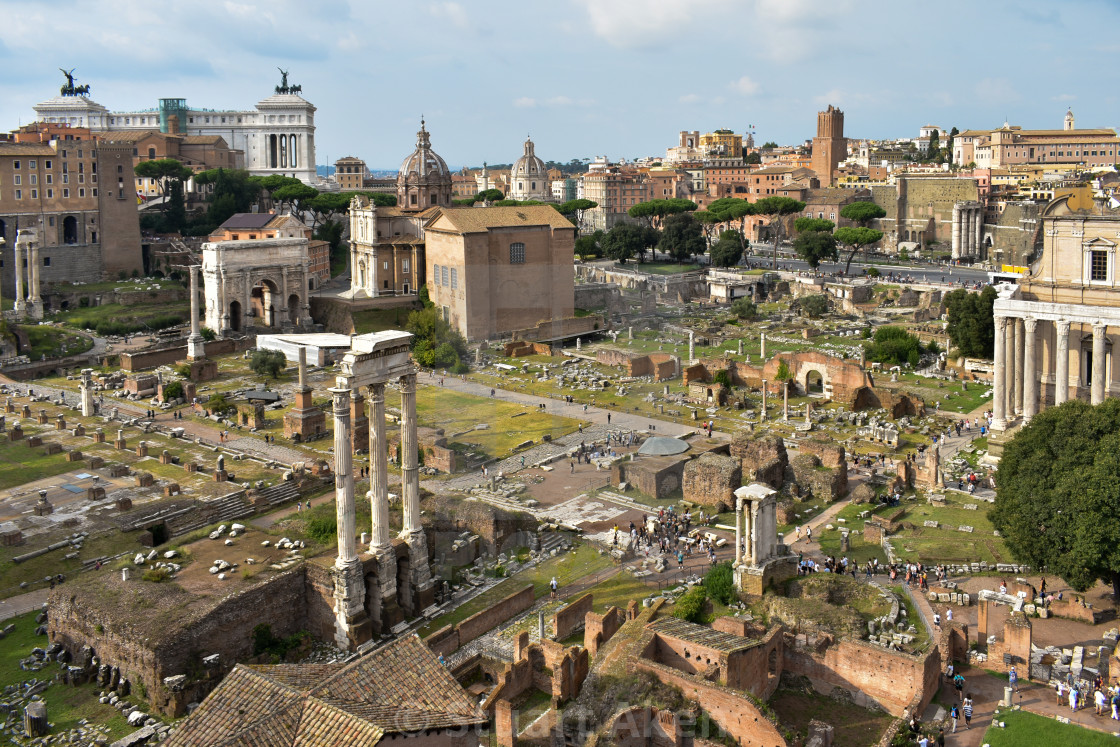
xmin=87 ymin=456 xmax=104 ymax=469
xmin=87 ymin=486 xmax=106 ymax=501
xmin=163 ymin=484 xmax=181 ymax=497
xmin=136 ymin=472 xmax=154 ymax=488
xmin=66 ymin=450 xmax=84 ymax=462
xmin=43 ymin=442 xmax=62 ymax=455
xmin=27 ymin=436 xmax=43 ymax=447
xmin=108 ymin=464 xmax=129 ymax=478
xmin=93 ymin=430 xmax=106 ymax=443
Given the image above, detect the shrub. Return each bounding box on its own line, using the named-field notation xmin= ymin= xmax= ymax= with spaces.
xmin=451 ymin=361 xmax=470 ymax=375
xmin=174 ymin=363 xmax=193 ymax=379
xmin=730 ymin=297 xmax=757 ymax=320
xmin=799 ymin=294 xmax=828 ymax=318
xmin=249 ymin=349 xmax=287 ymax=379
xmin=703 ymin=562 xmax=736 ymax=605
xmin=306 ymin=515 xmax=337 ymax=545
xmin=200 ymin=326 xmax=217 ymax=342
xmin=713 ymin=370 xmax=732 ymax=387
xmin=142 ymin=567 xmax=172 ymax=583
xmin=162 ymin=381 xmax=183 ymax=400
xmin=672 ymin=586 xmax=708 ymax=623
xmin=864 ymin=326 xmax=922 ymax=367
xmin=206 ymin=393 xmax=233 ymax=414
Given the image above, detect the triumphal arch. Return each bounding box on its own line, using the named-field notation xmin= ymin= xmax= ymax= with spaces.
xmin=201 ymin=237 xmax=314 ymax=334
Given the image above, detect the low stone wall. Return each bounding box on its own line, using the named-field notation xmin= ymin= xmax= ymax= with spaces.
xmin=425 ymin=584 xmax=535 ymax=657
xmin=121 ymin=337 xmax=251 ymax=372
xmin=585 ymin=607 xmax=624 ymax=658
xmin=553 ymin=593 xmax=594 ymax=641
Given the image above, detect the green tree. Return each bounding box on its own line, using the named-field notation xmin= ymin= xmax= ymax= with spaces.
xmin=557 ymin=198 xmax=598 ymax=233
xmin=798 ymin=294 xmax=829 ymax=318
xmin=672 ymin=586 xmax=708 ymax=623
xmin=575 ymin=230 xmax=604 ymax=259
xmin=475 ymin=188 xmax=504 ymax=203
xmin=946 ymin=126 xmax=959 ymax=165
xmin=833 ymin=226 xmax=884 ymax=275
xmin=134 ymin=159 xmax=194 ymax=208
xmin=406 ymin=306 xmax=468 ymax=369
xmin=991 ymin=399 xmax=1120 ymax=598
xmin=273 ymin=182 xmax=318 ymax=214
xmin=840 ymin=201 xmax=887 ymax=227
xmin=793 ymin=217 xmax=835 ymax=234
xmin=774 ymin=358 xmax=791 ymax=382
xmin=762 ymin=141 xmax=778 ymax=149
xmin=628 ymin=198 xmax=698 ymax=228
xmin=753 ymin=196 xmax=806 ymax=269
xmin=194 ymin=168 xmax=257 ymax=225
xmin=249 ymin=349 xmax=287 ymax=379
xmin=730 ymin=297 xmax=757 ymax=320
xmin=706 ymin=197 xmax=754 ymax=254
xmin=927 ymin=129 xmax=941 ymax=161
xmin=744 ymin=151 xmax=762 ymax=165
xmin=944 ymin=286 xmax=997 ymax=358
xmin=657 ymin=213 xmax=705 ymax=262
xmin=601 ymin=223 xmax=658 ymax=264
xmin=793 ymin=230 xmax=838 ymax=269
xmin=703 ymin=562 xmax=736 ymax=605
xmin=165 ymin=179 xmax=186 ymax=232
xmin=710 ymin=230 xmax=744 ymax=267
xmin=863 ymin=326 xmax=921 ymax=367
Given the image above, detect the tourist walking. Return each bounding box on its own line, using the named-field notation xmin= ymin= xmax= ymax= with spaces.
xmin=550 ymin=577 xmax=558 ymax=599
xmin=962 ymin=695 xmax=973 ymax=728
xmin=948 ymin=704 xmax=959 ymax=733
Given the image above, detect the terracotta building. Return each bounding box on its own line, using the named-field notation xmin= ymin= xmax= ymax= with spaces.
xmin=953 ymin=111 xmax=1120 ymax=168
xmin=334 ymin=155 xmax=368 ymax=191
xmin=424 ymin=205 xmax=575 ymax=340
xmin=811 ymin=105 xmax=846 ymax=186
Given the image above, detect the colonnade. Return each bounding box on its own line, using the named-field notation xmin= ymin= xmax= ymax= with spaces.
xmin=732 ymin=485 xmax=778 ymax=568
xmin=951 ymin=202 xmax=984 ymax=260
xmin=12 ymin=229 xmax=43 ymax=320
xmin=991 ymin=311 xmax=1113 ymax=430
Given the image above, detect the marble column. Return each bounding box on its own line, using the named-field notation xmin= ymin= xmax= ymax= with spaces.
xmin=1091 ymin=323 xmax=1108 ymax=405
xmin=12 ymin=238 xmax=25 ymax=315
xmin=187 ymin=265 xmax=205 ymax=360
xmin=27 ymin=235 xmax=42 ymax=320
xmin=1055 ymin=320 xmax=1070 ymax=406
xmin=734 ymin=497 xmax=742 ymax=567
xmin=783 ymin=381 xmax=789 ymax=421
xmin=749 ymin=503 xmax=760 ymax=566
xmin=1023 ymin=318 xmax=1038 ymax=422
xmin=761 ymin=380 xmax=768 ymax=421
xmin=242 ymin=272 xmax=252 ymax=329
xmin=951 ymin=204 xmax=962 ymax=259
xmin=1013 ymin=318 xmax=1024 ymax=415
xmin=1003 ymin=317 xmax=1015 ymax=420
xmin=219 ymin=271 xmax=230 ymax=332
xmin=332 ymin=387 xmax=357 ymax=565
xmin=367 ymin=383 xmax=390 ymax=551
xmin=688 ymin=331 xmax=695 ymax=363
xmin=992 ymin=316 xmax=1008 ymax=430
xmin=973 ymin=207 xmax=983 ymax=257
xmin=400 ymin=373 xmax=420 ymax=535
xmin=80 ymin=368 xmax=95 ymax=417
xmin=760 ymin=333 xmax=766 ymax=359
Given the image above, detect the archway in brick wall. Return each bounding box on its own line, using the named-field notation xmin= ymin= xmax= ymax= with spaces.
xmin=804 ymin=369 xmax=824 ymax=395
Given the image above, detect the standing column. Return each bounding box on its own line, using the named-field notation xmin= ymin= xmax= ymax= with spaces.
xmin=27 ymin=235 xmax=42 ymax=320
xmin=1013 ymin=318 xmax=1024 ymax=415
xmin=331 ymin=386 xmax=357 ymax=566
xmin=367 ymin=383 xmax=390 ymax=550
xmin=734 ymin=497 xmax=742 ymax=567
xmin=243 ymin=272 xmax=253 ymax=329
xmin=80 ymin=368 xmax=95 ymax=417
xmin=1003 ymin=317 xmax=1016 ymax=419
xmin=951 ymin=204 xmax=962 ymax=259
xmin=783 ymin=381 xmax=789 ymax=421
xmin=973 ymin=207 xmax=983 ymax=258
xmin=219 ymin=270 xmax=230 ymax=332
xmin=760 ymin=380 xmax=768 ymax=421
xmin=1091 ymin=323 xmax=1108 ymax=405
xmin=1023 ymin=318 xmax=1039 ymax=422
xmin=12 ymin=237 xmax=25 ymax=315
xmin=749 ymin=503 xmax=760 ymax=566
xmin=992 ymin=316 xmax=1008 ymax=430
xmin=760 ymin=333 xmax=766 ymax=359
xmin=400 ymin=373 xmax=421 ymax=535
xmin=187 ymin=265 xmax=205 ymax=360
xmin=1055 ymin=320 xmax=1071 ymax=406
xmin=688 ymin=331 xmax=695 ymax=364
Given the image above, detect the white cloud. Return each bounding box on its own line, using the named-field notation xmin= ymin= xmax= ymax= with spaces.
xmin=573 ymin=0 xmax=736 ymax=48
xmin=427 ymin=2 xmax=470 ymax=30
xmin=731 ymin=76 xmax=759 ymax=95
xmin=514 ymin=97 xmax=537 ymax=108
xmin=678 ymin=93 xmax=702 ymax=104
xmin=1053 ymin=93 xmax=1076 ymax=102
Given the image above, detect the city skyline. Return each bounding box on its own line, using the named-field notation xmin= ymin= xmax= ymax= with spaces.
xmin=1 ymin=0 xmax=1118 ymax=169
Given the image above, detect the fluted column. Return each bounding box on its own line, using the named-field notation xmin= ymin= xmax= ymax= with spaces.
xmin=1091 ymin=323 xmax=1108 ymax=405
xmin=367 ymin=383 xmax=390 ymax=550
xmin=973 ymin=207 xmax=982 ymax=257
xmin=400 ymin=373 xmax=420 ymax=535
xmin=331 ymin=386 xmax=357 ymax=566
xmin=951 ymin=204 xmax=962 ymax=259
xmin=27 ymin=236 xmax=42 ymax=320
xmin=187 ymin=265 xmax=205 ymax=360
xmin=734 ymin=497 xmax=742 ymax=567
xmin=80 ymin=368 xmax=95 ymax=417
xmin=1023 ymin=318 xmax=1038 ymax=422
xmin=749 ymin=503 xmax=760 ymax=566
xmin=1055 ymin=320 xmax=1070 ymax=405
xmin=1003 ymin=317 xmax=1016 ymax=419
xmin=992 ymin=316 xmax=1008 ymax=430
xmin=12 ymin=239 xmax=25 ymax=314
xmin=783 ymin=381 xmax=789 ymax=421
xmin=1013 ymin=318 xmax=1024 ymax=415
xmin=761 ymin=379 xmax=768 ymax=421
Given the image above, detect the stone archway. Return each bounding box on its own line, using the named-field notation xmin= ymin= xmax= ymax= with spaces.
xmin=804 ymin=369 xmax=824 ymax=395
xmin=287 ymin=294 xmax=301 ymax=325
xmin=228 ymin=300 xmax=242 ymax=332
xmin=251 ymin=279 xmax=279 ymax=327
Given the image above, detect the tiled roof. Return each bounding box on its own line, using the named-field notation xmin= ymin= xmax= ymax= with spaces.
xmin=0 ymin=143 xmax=56 ymax=156
xmin=164 ymin=636 xmax=485 ymax=747
xmin=182 ymin=135 xmax=227 ymax=144
xmin=428 ymin=205 xmax=573 ymax=232
xmin=648 ymin=616 xmax=757 ymax=653
xmin=220 ymin=213 xmax=276 ymax=229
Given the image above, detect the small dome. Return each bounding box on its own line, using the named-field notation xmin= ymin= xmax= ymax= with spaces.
xmin=511 ymin=138 xmax=546 ymax=180
xmin=399 ymin=120 xmax=450 ymax=180
xmin=637 ymin=437 xmax=691 ymax=456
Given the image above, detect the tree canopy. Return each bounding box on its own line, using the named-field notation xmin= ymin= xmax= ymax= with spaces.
xmin=991 ymin=399 xmax=1120 ymax=598
xmin=575 ymin=230 xmax=604 ymax=259
xmin=557 ymin=198 xmax=598 ymax=233
xmin=944 ymin=286 xmax=996 ymax=358
xmin=475 ymin=188 xmax=504 ymax=203
xmin=657 ymin=213 xmax=705 ymax=262
xmin=134 ymin=159 xmax=193 ymax=204
xmin=753 ymin=196 xmax=805 ymax=268
xmin=710 ymin=229 xmax=744 ymax=267
xmin=793 ymin=229 xmax=838 ymax=269
xmin=601 ymin=222 xmax=659 ymax=264
xmin=839 ymin=201 xmax=886 ymax=227
xmin=793 ymin=217 xmax=835 ymax=234
xmin=833 ymin=225 xmax=884 ymax=275
xmin=862 ymin=325 xmax=923 ymax=366
xmin=628 ymin=198 xmax=698 ymax=226
xmin=249 ymin=349 xmax=287 ymax=379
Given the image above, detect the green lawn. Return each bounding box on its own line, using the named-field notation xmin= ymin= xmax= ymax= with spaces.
xmin=419 ymin=542 xmax=612 ymax=637
xmin=416 ymin=387 xmax=580 ymax=460
xmin=0 ymin=610 xmax=137 ymax=740
xmin=635 ymin=262 xmax=703 ymax=275
xmin=21 ymin=325 xmax=94 ymax=359
xmin=351 ymin=305 xmax=419 ymax=334
xmin=981 ymin=708 xmax=1117 ymax=746
xmin=56 ymin=301 xmax=188 ymax=335
xmin=0 ymin=438 xmax=84 ymax=491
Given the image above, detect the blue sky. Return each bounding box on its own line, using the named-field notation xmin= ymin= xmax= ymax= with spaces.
xmin=2 ymin=0 xmax=1117 ymax=170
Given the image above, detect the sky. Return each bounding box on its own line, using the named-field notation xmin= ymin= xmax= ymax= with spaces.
xmin=2 ymin=0 xmax=1118 ymax=171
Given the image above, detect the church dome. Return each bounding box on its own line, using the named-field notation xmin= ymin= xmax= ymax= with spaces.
xmin=397 ymin=120 xmax=452 ymax=210
xmin=508 ymin=137 xmax=549 ymax=201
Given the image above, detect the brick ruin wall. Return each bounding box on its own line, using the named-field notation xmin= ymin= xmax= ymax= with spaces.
xmin=782 ymin=638 xmax=941 ymax=717
xmin=729 ymin=433 xmax=788 ymax=489
xmin=682 ymin=452 xmax=741 ymax=511
xmin=425 ymin=584 xmax=535 ymax=657
xmin=553 ymin=593 xmax=594 ymax=641
xmin=596 ymin=349 xmax=677 ymax=380
xmin=584 ymin=607 xmax=624 ymax=658
xmin=121 ymin=337 xmax=252 ymax=372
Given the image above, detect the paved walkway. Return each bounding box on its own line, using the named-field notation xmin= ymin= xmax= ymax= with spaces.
xmin=0 ymin=588 xmax=49 ymax=622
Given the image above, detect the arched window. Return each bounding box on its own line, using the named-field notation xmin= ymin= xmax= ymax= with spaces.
xmin=509 ymin=242 xmax=525 ymax=264
xmin=147 ymin=147 xmax=156 ymax=160
xmin=63 ymin=216 xmax=79 ymax=244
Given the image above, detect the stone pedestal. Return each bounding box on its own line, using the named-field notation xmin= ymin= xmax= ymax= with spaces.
xmin=331 ymin=558 xmax=372 ymax=649
xmin=214 ymin=470 xmax=228 ymax=482
xmin=115 ymin=438 xmax=127 ymax=451
xmin=284 ymin=350 xmax=325 ymax=441
xmin=37 ymin=410 xmax=49 ymax=425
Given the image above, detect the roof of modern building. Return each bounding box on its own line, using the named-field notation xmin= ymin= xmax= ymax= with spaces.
xmin=219 ymin=212 xmax=277 ymax=230
xmin=164 ymin=635 xmax=486 ymax=747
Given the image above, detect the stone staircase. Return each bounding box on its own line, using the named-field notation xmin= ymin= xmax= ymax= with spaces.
xmin=167 ymin=490 xmax=253 ymax=537
xmin=256 ymin=482 xmax=301 ymax=507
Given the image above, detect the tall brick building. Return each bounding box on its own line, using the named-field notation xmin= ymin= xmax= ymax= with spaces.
xmin=811 ymin=105 xmax=847 ymax=186
xmin=0 ymin=126 xmax=143 ymax=296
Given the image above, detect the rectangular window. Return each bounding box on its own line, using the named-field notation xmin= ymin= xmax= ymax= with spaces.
xmin=14 ymin=189 xmax=21 ymax=199
xmin=29 ymin=174 xmax=37 ymax=185
xmin=442 ymin=266 xmax=449 ymax=286
xmin=46 ymin=188 xmax=53 ymax=198
xmin=28 ymin=160 xmax=36 ymax=169
xmin=402 ymin=258 xmax=410 ymax=274
xmin=45 ymin=160 xmax=51 ymax=169
xmin=509 ymin=242 xmax=526 ymax=264
xmin=63 ymin=188 xmax=69 ymax=198
xmin=13 ymin=175 xmax=20 ymax=185
xmin=1091 ymin=250 xmax=1108 ymax=281
xmin=451 ymin=268 xmax=458 ymax=290
xmin=12 ymin=161 xmax=19 ymax=169
xmin=45 ymin=174 xmax=52 ymax=184
xmin=79 ymin=188 xmax=85 ymax=197
xmin=43 ymin=257 xmax=50 ymax=266
xmin=30 ymin=189 xmax=37 ymax=199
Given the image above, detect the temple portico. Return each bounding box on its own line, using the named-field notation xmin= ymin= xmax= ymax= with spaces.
xmin=12 ymin=229 xmax=43 ymax=320
xmin=731 ymin=483 xmax=797 ymax=595
xmin=951 ymin=201 xmax=985 ymax=260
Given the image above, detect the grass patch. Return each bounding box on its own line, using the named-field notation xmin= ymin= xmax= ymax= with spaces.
xmin=0 ymin=610 xmax=136 ymax=739
xmin=56 ymin=301 xmax=188 ymax=336
xmin=0 ymin=437 xmax=83 ymax=491
xmin=770 ymin=689 xmax=895 ymax=747
xmin=635 ymin=262 xmax=702 ymax=275
xmin=980 ymin=708 xmax=1117 ymax=746
xmin=419 ymin=542 xmax=612 ymax=637
xmin=352 ymin=305 xmax=420 ymax=334
xmin=20 ymin=325 xmax=94 ymax=359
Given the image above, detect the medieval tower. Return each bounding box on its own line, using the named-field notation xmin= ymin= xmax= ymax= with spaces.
xmin=811 ymin=105 xmax=846 ymax=186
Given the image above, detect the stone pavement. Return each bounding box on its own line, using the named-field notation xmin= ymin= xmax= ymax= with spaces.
xmin=0 ymin=588 xmax=49 ymax=622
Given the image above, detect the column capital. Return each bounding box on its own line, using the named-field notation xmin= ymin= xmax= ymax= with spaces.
xmin=399 ymin=371 xmax=417 ymax=392
xmin=1023 ymin=317 xmax=1038 ymax=332
xmin=330 ymin=386 xmax=351 ymax=414
xmin=366 ymin=381 xmax=385 ymax=401
xmin=1093 ymin=321 xmax=1108 ymax=333
xmin=1056 ymin=319 xmax=1071 ymax=333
